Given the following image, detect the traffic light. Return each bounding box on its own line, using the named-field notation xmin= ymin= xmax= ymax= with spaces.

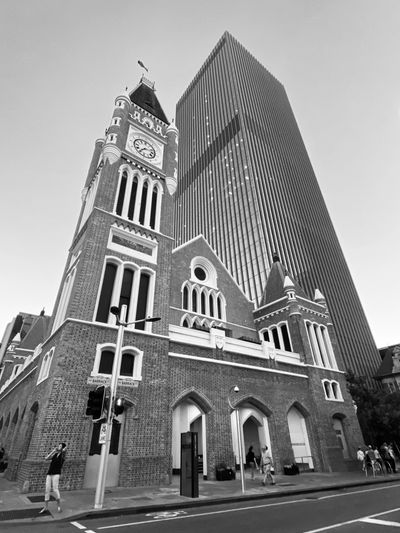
xmin=114 ymin=397 xmax=125 ymax=416
xmin=85 ymin=386 xmax=105 ymax=419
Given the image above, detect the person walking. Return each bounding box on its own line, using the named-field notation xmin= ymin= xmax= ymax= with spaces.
xmin=39 ymin=442 xmax=67 ymax=514
xmin=246 ymin=446 xmax=258 ymax=480
xmin=356 ymin=447 xmax=365 ymax=471
xmin=260 ymin=445 xmax=275 ymax=486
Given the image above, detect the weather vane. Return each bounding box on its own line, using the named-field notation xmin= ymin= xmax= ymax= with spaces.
xmin=138 ymin=60 xmax=149 ymax=73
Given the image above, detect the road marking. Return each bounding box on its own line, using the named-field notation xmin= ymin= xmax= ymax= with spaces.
xmin=360 ymin=517 xmax=400 ymax=527
xmin=318 ymin=482 xmax=400 ymax=500
xmin=97 ymin=498 xmax=311 ymax=529
xmin=302 ymin=506 xmax=400 ymax=532
xmin=97 ymin=485 xmax=400 ymax=531
xmin=70 ymin=521 xmax=97 ymax=533
xmin=146 ymin=510 xmax=187 ymax=519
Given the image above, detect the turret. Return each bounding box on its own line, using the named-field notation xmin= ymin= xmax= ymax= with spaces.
xmin=165 ymin=120 xmax=179 ymax=194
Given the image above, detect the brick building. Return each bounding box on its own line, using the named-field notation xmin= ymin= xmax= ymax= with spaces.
xmin=0 ymin=77 xmax=363 ymax=493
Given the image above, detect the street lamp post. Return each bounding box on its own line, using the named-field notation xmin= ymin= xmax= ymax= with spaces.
xmin=94 ymin=305 xmax=160 ymax=509
xmin=228 ymin=385 xmax=245 ymax=493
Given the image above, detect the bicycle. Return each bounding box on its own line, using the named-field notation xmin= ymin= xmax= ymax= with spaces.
xmin=365 ymin=459 xmax=384 ymax=477
xmin=384 ymin=459 xmax=393 ymax=474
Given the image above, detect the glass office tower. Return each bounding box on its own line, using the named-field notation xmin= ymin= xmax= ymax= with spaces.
xmin=175 ymin=32 xmax=380 ymax=379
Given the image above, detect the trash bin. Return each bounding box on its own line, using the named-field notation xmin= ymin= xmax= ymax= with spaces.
xmin=283 ymin=463 xmax=299 ymax=475
xmin=216 ymin=463 xmax=236 ymax=480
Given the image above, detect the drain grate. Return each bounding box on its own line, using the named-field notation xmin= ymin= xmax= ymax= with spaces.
xmin=0 ymin=508 xmax=51 ymax=521
xmin=27 ymin=495 xmax=56 ymax=502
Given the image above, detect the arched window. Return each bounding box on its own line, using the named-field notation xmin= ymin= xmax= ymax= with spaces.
xmin=139 ymin=181 xmax=148 ymax=225
xmin=281 ymin=324 xmax=292 ymax=351
xmin=114 ymin=167 xmax=162 ymax=231
xmin=192 ymin=290 xmax=198 ymax=313
xmin=322 ymin=379 xmax=343 ymax=401
xmin=37 ymin=347 xmax=55 ymax=384
xmin=183 ymin=285 xmax=189 ymax=310
xmin=209 ymin=294 xmax=214 ymax=316
xmin=217 ymin=295 xmax=222 ymax=319
xmin=260 ymin=323 xmax=292 ymax=352
xmin=95 ymin=259 xmax=155 ymax=330
xmin=150 ymin=186 xmax=158 ymax=229
xmin=96 ymin=262 xmax=118 ymax=323
xmin=201 ymin=291 xmax=206 ymax=315
xmin=306 ymin=321 xmax=337 ymax=369
xmin=182 ymin=318 xmax=190 ymax=328
xmin=95 ymin=345 xmax=143 ymax=381
xmin=127 ymin=175 xmax=138 ymax=220
xmin=116 ymin=171 xmax=128 ymax=216
xmin=323 ymin=381 xmax=332 ymax=398
xmin=271 ymin=327 xmax=280 ymax=349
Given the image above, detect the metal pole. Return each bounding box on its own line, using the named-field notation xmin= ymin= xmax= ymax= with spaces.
xmin=235 ymin=407 xmax=245 ymax=493
xmin=94 ymin=305 xmax=126 ymax=509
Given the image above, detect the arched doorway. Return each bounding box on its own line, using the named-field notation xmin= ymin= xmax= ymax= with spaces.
xmin=231 ymin=401 xmax=272 ymax=468
xmin=287 ymin=406 xmax=314 ymax=470
xmin=172 ymin=397 xmax=207 ymax=478
xmin=333 ymin=416 xmax=350 ymax=459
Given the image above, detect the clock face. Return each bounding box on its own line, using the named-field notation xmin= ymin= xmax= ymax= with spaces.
xmin=133 ymin=138 xmax=156 ymax=159
xmin=126 ymin=125 xmax=164 ymax=169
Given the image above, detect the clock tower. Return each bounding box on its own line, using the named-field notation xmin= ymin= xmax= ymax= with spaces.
xmin=14 ymin=77 xmax=179 ymax=491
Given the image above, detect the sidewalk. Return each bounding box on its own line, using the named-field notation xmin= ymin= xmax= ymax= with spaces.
xmin=1 ymin=470 xmax=399 ymax=524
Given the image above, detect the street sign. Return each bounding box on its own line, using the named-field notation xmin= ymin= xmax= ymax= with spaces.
xmin=87 ymin=376 xmax=111 ymax=386
xmin=99 ymin=423 xmax=107 ymax=444
xmin=117 ymin=378 xmax=139 ymax=388
xmin=87 ymin=376 xmax=139 ymax=388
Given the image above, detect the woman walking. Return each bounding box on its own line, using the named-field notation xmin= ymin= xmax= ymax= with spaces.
xmin=246 ymin=446 xmax=258 ymax=480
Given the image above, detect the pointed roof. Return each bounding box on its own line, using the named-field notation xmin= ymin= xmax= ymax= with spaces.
xmin=375 ymin=344 xmax=400 ymax=378
xmin=15 ymin=312 xmax=51 ymax=353
xmin=129 ymin=77 xmax=169 ymax=124
xmin=259 ymin=255 xmax=308 ymax=307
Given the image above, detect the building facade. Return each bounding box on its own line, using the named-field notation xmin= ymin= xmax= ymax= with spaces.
xmin=175 ymin=32 xmax=380 ymax=382
xmin=0 ymin=77 xmax=363 ymax=493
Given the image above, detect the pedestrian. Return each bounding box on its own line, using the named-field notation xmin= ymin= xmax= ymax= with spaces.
xmin=356 ymin=447 xmax=365 ymax=471
xmin=246 ymin=445 xmax=258 ymax=480
xmin=39 ymin=442 xmax=67 ymax=514
xmin=373 ymin=446 xmax=384 ymax=470
xmin=0 ymin=447 xmax=7 ymax=473
xmin=388 ymin=443 xmax=397 ymax=473
xmin=260 ymin=445 xmax=275 ymax=486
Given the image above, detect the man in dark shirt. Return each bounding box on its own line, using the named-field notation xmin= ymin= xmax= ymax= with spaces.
xmin=39 ymin=442 xmax=67 ymax=514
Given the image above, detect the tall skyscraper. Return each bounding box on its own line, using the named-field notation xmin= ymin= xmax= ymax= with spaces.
xmin=175 ymin=32 xmax=380 ymax=380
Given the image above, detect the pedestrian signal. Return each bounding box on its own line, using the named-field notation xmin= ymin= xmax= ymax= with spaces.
xmin=114 ymin=397 xmax=125 ymax=416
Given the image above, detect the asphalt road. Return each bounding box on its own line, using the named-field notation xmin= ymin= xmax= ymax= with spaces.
xmin=3 ymin=482 xmax=400 ymax=533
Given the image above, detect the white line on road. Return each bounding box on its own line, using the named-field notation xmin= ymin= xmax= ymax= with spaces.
xmin=70 ymin=523 xmax=86 ymax=530
xmin=96 ymin=484 xmax=400 ymax=531
xmin=97 ymin=498 xmax=311 ymax=529
xmin=302 ymin=506 xmax=400 ymax=532
xmin=360 ymin=517 xmax=400 ymax=527
xmin=318 ymin=482 xmax=400 ymax=500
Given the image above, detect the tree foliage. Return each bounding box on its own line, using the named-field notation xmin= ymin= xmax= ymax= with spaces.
xmin=346 ymin=370 xmax=400 ymax=449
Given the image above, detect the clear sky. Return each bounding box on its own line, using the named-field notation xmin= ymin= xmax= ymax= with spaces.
xmin=0 ymin=0 xmax=399 ymax=348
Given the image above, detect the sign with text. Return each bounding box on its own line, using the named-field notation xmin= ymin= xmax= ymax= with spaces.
xmin=99 ymin=423 xmax=107 ymax=444
xmin=87 ymin=376 xmax=140 ymax=388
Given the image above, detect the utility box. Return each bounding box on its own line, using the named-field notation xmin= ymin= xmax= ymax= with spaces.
xmin=180 ymin=432 xmax=199 ymax=498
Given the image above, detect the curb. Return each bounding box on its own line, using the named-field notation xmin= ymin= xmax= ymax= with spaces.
xmin=1 ymin=475 xmax=398 ymax=525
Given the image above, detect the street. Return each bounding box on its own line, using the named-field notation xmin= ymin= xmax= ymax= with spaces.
xmin=2 ymin=481 xmax=400 ymax=533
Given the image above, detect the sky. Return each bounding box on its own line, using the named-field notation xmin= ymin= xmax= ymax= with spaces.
xmin=0 ymin=0 xmax=399 ymax=349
